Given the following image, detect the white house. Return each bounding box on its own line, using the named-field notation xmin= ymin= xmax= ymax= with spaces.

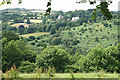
xmin=57 ymin=14 xmax=63 ymax=19
xmin=72 ymin=17 xmax=79 ymax=21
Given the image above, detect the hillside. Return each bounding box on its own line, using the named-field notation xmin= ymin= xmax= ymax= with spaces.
xmin=1 ymin=8 xmax=120 ymax=74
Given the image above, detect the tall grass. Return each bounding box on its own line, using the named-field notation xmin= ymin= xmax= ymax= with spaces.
xmin=2 ymin=66 xmax=118 ymax=78
xmin=4 ymin=65 xmax=19 ymax=79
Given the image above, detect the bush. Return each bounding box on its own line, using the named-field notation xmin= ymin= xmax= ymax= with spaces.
xmin=31 ymin=42 xmax=35 ymax=45
xmin=37 ymin=43 xmax=41 ymax=47
xmin=73 ymin=28 xmax=75 ymax=30
xmin=27 ymin=38 xmax=32 ymax=41
xmin=19 ymin=61 xmax=35 ymax=73
xmin=35 ymin=39 xmax=38 ymax=43
xmin=5 ymin=65 xmax=19 ymax=78
xmin=29 ymin=36 xmax=35 ymax=40
xmin=36 ymin=46 xmax=71 ymax=72
xmin=37 ymin=36 xmax=41 ymax=40
xmin=51 ymin=37 xmax=62 ymax=45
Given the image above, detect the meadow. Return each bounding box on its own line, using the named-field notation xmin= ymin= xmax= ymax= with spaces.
xmin=2 ymin=72 xmax=118 ymax=78
xmin=24 ymin=19 xmax=42 ymax=23
xmin=18 ymin=73 xmax=118 ymax=78
xmin=19 ymin=32 xmax=49 ymax=38
xmin=11 ymin=23 xmax=29 ymax=28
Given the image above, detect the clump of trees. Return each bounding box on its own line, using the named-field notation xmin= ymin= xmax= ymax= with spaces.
xmin=2 ymin=31 xmax=120 ymax=73
xmin=2 ymin=31 xmax=37 ymax=72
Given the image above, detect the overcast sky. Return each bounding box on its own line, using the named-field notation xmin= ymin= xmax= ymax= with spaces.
xmin=0 ymin=0 xmax=119 ymax=11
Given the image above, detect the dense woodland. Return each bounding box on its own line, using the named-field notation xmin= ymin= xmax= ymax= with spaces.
xmin=0 ymin=8 xmax=120 ymax=74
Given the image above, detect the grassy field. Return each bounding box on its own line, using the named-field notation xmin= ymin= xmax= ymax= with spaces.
xmin=20 ymin=32 xmax=49 ymax=38
xmin=11 ymin=23 xmax=29 ymax=28
xmin=18 ymin=73 xmax=118 ymax=78
xmin=24 ymin=19 xmax=42 ymax=23
xmin=31 ymin=10 xmax=46 ymax=14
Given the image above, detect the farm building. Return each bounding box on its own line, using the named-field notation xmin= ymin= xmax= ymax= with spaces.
xmin=57 ymin=14 xmax=63 ymax=19
xmin=72 ymin=17 xmax=79 ymax=21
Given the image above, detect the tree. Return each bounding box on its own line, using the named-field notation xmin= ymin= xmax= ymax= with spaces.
xmin=2 ymin=22 xmax=9 ymax=30
xmin=35 ymin=46 xmax=71 ymax=72
xmin=14 ymin=18 xmax=24 ymax=23
xmin=19 ymin=61 xmax=35 ymax=73
xmin=81 ymin=44 xmax=120 ymax=73
xmin=2 ymin=40 xmax=24 ymax=72
xmin=29 ymin=36 xmax=35 ymax=40
xmin=18 ymin=25 xmax=25 ymax=34
xmin=27 ymin=26 xmax=36 ymax=33
xmin=2 ymin=30 xmax=19 ymax=42
xmin=51 ymin=37 xmax=62 ymax=45
xmin=26 ymin=18 xmax=31 ymax=24
xmin=6 ymin=25 xmax=14 ymax=31
xmin=50 ymin=26 xmax=56 ymax=34
xmin=2 ymin=39 xmax=37 ymax=72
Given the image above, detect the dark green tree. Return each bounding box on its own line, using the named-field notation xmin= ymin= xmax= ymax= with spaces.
xmin=2 ymin=30 xmax=19 ymax=42
xmin=36 ymin=46 xmax=71 ymax=72
xmin=26 ymin=18 xmax=31 ymax=24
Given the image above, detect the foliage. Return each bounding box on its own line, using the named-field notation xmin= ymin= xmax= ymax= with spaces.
xmin=29 ymin=36 xmax=35 ymax=40
xmin=5 ymin=65 xmax=19 ymax=79
xmin=26 ymin=18 xmax=31 ymax=24
xmin=81 ymin=44 xmax=120 ymax=73
xmin=51 ymin=37 xmax=61 ymax=45
xmin=19 ymin=61 xmax=35 ymax=73
xmin=36 ymin=46 xmax=71 ymax=72
xmin=1 ymin=6 xmax=119 ymax=74
xmin=2 ymin=38 xmax=37 ymax=72
xmin=2 ymin=30 xmax=19 ymax=42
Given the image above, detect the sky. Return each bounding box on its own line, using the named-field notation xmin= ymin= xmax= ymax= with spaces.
xmin=0 ymin=0 xmax=119 ymax=11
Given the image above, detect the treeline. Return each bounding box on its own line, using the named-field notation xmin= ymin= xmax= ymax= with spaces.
xmin=2 ymin=30 xmax=120 ymax=73
xmin=1 ymin=9 xmax=119 ymax=35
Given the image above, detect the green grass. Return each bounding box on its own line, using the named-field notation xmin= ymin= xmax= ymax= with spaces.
xmin=19 ymin=32 xmax=49 ymax=38
xmin=18 ymin=73 xmax=118 ymax=78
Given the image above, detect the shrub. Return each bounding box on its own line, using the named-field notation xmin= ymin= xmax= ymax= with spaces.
xmin=73 ymin=28 xmax=75 ymax=30
xmin=109 ymin=24 xmax=112 ymax=28
xmin=29 ymin=36 xmax=35 ymax=40
xmin=37 ymin=36 xmax=41 ymax=40
xmin=35 ymin=39 xmax=38 ymax=43
xmin=31 ymin=42 xmax=35 ymax=45
xmin=5 ymin=65 xmax=19 ymax=78
xmin=36 ymin=46 xmax=71 ymax=72
xmin=37 ymin=43 xmax=41 ymax=47
xmin=51 ymin=37 xmax=62 ymax=45
xmin=19 ymin=61 xmax=35 ymax=73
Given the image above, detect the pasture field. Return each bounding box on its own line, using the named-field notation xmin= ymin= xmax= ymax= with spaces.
xmin=19 ymin=32 xmax=49 ymax=38
xmin=24 ymin=19 xmax=42 ymax=23
xmin=31 ymin=10 xmax=46 ymax=14
xmin=8 ymin=22 xmax=13 ymax=25
xmin=9 ymin=73 xmax=119 ymax=78
xmin=11 ymin=23 xmax=29 ymax=28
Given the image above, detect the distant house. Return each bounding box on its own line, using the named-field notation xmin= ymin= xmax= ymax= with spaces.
xmin=57 ymin=14 xmax=63 ymax=19
xmin=72 ymin=17 xmax=79 ymax=21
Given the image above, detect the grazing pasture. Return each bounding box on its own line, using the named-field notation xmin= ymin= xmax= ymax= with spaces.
xmin=24 ymin=19 xmax=42 ymax=23
xmin=20 ymin=32 xmax=49 ymax=38
xmin=31 ymin=10 xmax=46 ymax=14
xmin=11 ymin=23 xmax=29 ymax=28
xmin=3 ymin=72 xmax=118 ymax=78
